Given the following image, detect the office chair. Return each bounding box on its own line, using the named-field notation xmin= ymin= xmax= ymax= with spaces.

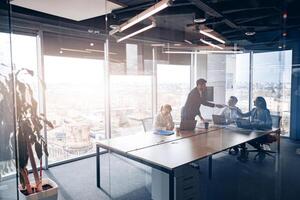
xmin=141 ymin=117 xmax=153 ymax=132
xmin=247 ymin=115 xmax=282 ymax=161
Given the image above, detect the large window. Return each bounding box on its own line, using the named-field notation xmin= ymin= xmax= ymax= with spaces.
xmin=157 ymin=64 xmax=191 ymax=121
xmin=226 ymin=53 xmax=250 ymax=112
xmin=253 ymin=50 xmax=292 ymax=135
xmin=44 ymin=56 xmax=105 ymax=164
xmin=0 ymin=31 xmax=38 ymax=198
xmin=109 ymin=43 xmax=152 ymax=137
xmin=110 ymin=75 xmax=152 ymax=137
xmin=0 ymin=31 xmax=17 ymax=199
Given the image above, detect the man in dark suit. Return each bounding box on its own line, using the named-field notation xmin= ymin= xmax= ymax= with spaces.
xmin=181 ymin=78 xmax=223 ymax=121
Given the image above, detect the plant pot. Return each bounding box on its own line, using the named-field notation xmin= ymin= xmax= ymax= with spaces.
xmin=19 ymin=178 xmax=58 ymax=200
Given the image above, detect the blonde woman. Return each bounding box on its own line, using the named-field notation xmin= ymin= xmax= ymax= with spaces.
xmin=154 ymin=104 xmax=175 ymax=130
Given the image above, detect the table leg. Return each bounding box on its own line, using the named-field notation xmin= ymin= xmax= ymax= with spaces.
xmin=277 ymin=131 xmax=281 ymax=153
xmin=209 ymin=155 xmax=212 ymax=180
xmin=169 ymin=171 xmax=174 ymax=200
xmin=275 ymin=131 xmax=281 ymax=173
xmin=96 ymin=146 xmax=100 ymax=188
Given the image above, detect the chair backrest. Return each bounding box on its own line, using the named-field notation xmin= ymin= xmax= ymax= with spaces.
xmin=141 ymin=117 xmax=153 ymax=132
xmin=271 ymin=115 xmax=282 ymax=129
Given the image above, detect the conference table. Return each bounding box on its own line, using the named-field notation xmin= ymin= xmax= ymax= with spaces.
xmin=95 ymin=126 xmax=280 ymax=200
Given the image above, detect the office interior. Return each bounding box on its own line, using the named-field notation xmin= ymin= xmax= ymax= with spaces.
xmin=0 ymin=0 xmax=300 ymax=199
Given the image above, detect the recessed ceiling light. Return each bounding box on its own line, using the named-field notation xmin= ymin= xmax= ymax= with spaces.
xmin=283 ymin=12 xmax=288 ymax=19
xmin=90 ymin=43 xmax=94 ymax=46
xmin=59 ymin=50 xmax=63 ymax=54
xmin=278 ymin=46 xmax=282 ymax=49
xmin=245 ymin=31 xmax=256 ymax=36
xmin=109 ymin=25 xmax=118 ymax=29
xmin=282 ymin=32 xmax=287 ymax=37
xmin=194 ymin=18 xmax=206 ymax=23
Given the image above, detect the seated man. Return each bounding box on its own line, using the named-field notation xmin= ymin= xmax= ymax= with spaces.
xmin=236 ymin=96 xmax=273 ymax=161
xmin=221 ymin=96 xmax=242 ymax=155
xmin=220 ymin=96 xmax=241 ymax=123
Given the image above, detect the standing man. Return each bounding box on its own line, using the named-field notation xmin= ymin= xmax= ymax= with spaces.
xmin=181 ymin=78 xmax=223 ymax=121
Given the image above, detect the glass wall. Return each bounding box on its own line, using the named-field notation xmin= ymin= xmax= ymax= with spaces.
xmin=253 ymin=50 xmax=292 ymax=135
xmin=109 ymin=42 xmax=152 ymax=137
xmin=0 ymin=2 xmax=17 ymax=199
xmin=157 ymin=64 xmax=190 ymax=121
xmin=43 ymin=34 xmax=106 ymax=164
xmin=225 ymin=53 xmax=250 ymax=112
xmin=199 ymin=50 xmax=292 ymax=134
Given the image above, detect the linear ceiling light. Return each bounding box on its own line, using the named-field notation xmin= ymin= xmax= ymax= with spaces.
xmin=163 ymin=50 xmax=243 ymax=54
xmin=200 ymin=39 xmax=223 ymax=49
xmin=117 ymin=22 xmax=156 ymax=43
xmin=110 ymin=0 xmax=170 ymax=35
xmin=184 ymin=39 xmax=193 ymax=45
xmin=85 ymin=49 xmax=117 ymax=55
xmin=60 ymin=48 xmax=91 ymax=53
xmin=199 ymin=30 xmax=225 ymax=44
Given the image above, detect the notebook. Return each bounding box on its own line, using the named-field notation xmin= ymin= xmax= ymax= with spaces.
xmin=153 ymin=130 xmax=174 ymax=136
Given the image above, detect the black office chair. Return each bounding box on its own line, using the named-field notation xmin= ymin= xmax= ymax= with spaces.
xmin=247 ymin=115 xmax=282 ymax=161
xmin=141 ymin=117 xmax=153 ymax=132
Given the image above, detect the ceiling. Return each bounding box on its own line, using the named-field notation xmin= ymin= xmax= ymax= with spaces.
xmin=107 ymin=0 xmax=300 ymax=50
xmin=6 ymin=0 xmax=300 ymax=50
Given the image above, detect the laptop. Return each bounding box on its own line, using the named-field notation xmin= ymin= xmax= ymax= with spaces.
xmin=236 ymin=118 xmax=253 ymax=129
xmin=180 ymin=120 xmax=197 ymax=130
xmin=212 ymin=114 xmax=228 ymax=125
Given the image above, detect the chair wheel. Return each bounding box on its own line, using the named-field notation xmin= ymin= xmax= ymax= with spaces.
xmin=258 ymin=153 xmax=266 ymax=161
xmin=254 ymin=152 xmax=266 ymax=162
xmin=237 ymin=151 xmax=249 ymax=162
xmin=229 ymin=147 xmax=239 ymax=155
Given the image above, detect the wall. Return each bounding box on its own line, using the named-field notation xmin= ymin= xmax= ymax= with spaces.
xmin=291 ymin=44 xmax=300 ymax=140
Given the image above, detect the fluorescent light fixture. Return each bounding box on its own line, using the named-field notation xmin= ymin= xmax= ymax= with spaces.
xmin=184 ymin=39 xmax=193 ymax=45
xmin=199 ymin=30 xmax=225 ymax=44
xmin=60 ymin=48 xmax=91 ymax=53
xmin=200 ymin=39 xmax=223 ymax=49
xmin=174 ymin=43 xmax=182 ymax=46
xmin=117 ymin=22 xmax=156 ymax=43
xmin=163 ymin=50 xmax=243 ymax=54
xmin=85 ymin=49 xmax=117 ymax=55
xmin=151 ymin=43 xmax=165 ymax=47
xmin=110 ymin=0 xmax=170 ymax=35
xmin=194 ymin=18 xmax=206 ymax=23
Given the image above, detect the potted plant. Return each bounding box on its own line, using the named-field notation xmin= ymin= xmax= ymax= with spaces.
xmin=0 ymin=64 xmax=15 ymax=181
xmin=1 ymin=65 xmax=58 ymax=200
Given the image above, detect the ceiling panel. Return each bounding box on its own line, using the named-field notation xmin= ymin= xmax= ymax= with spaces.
xmin=11 ymin=0 xmax=124 ymax=21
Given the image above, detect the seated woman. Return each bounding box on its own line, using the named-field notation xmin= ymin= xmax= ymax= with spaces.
xmin=238 ymin=96 xmax=272 ymax=130
xmin=154 ymin=104 xmax=175 ymax=130
xmin=237 ymin=96 xmax=273 ymax=161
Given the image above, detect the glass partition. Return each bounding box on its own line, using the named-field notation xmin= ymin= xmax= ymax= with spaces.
xmin=43 ymin=34 xmax=106 ymax=164
xmin=157 ymin=64 xmax=190 ymax=121
xmin=225 ymin=53 xmax=250 ymax=112
xmin=109 ymin=42 xmax=152 ymax=137
xmin=0 ymin=1 xmax=17 ymax=199
xmin=253 ymin=50 xmax=292 ymax=135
